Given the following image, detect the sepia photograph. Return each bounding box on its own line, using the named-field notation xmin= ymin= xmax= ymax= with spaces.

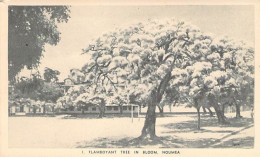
xmin=1 ymin=0 xmax=260 ymax=156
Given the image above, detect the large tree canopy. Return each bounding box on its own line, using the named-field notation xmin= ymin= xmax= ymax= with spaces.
xmin=8 ymin=6 xmax=70 ymax=82
xmin=79 ymin=19 xmax=253 ymax=139
xmin=79 ymin=19 xmax=215 ymax=138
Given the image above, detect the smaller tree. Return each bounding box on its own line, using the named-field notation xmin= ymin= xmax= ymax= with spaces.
xmin=40 ymin=82 xmax=63 ymax=102
xmin=14 ymin=74 xmax=43 ymax=100
xmin=43 ymin=67 xmax=60 ymax=82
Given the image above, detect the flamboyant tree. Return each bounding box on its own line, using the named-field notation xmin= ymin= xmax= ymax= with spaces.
xmin=80 ymin=19 xmax=220 ymax=139
xmin=81 ymin=19 xmax=254 ymax=137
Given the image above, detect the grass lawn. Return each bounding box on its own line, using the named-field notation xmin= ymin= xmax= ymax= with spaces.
xmin=8 ymin=111 xmax=254 ymax=148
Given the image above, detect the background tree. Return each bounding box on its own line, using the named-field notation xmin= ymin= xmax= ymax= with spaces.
xmin=201 ymin=106 xmax=214 ymax=116
xmin=8 ymin=6 xmax=70 ymax=83
xmin=13 ymin=72 xmax=64 ymax=114
xmin=182 ymin=37 xmax=254 ymax=126
xmin=223 ymin=43 xmax=254 ymax=118
xmin=158 ymin=87 xmax=180 ymax=116
xmin=207 ymin=38 xmax=254 ymax=120
xmin=43 ymin=67 xmax=60 ymax=82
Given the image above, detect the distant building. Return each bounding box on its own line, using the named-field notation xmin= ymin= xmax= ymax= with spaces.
xmin=60 ymin=104 xmax=139 ymax=114
xmin=64 ymin=78 xmax=74 ymax=86
xmin=57 ymin=78 xmax=75 ymax=93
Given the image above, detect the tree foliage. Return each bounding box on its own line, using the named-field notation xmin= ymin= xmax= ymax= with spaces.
xmin=8 ymin=6 xmax=70 ymax=82
xmin=13 ymin=73 xmax=64 ymax=103
xmin=43 ymin=67 xmax=60 ymax=82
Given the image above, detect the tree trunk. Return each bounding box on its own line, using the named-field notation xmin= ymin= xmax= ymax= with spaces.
xmin=139 ymin=101 xmax=157 ymax=139
xmin=221 ymin=103 xmax=227 ymax=119
xmin=43 ymin=104 xmax=46 ymax=114
xmin=221 ymin=103 xmax=225 ymax=115
xmin=235 ymin=101 xmax=242 ymax=118
xmin=202 ymin=107 xmax=207 ymax=114
xmin=119 ymin=105 xmax=123 ymax=115
xmin=139 ymin=72 xmax=171 ymax=140
xmin=98 ymin=109 xmax=103 ymax=118
xmin=197 ymin=107 xmax=201 ymax=130
xmin=52 ymin=106 xmax=55 ymax=115
xmin=169 ymin=105 xmax=172 ymax=113
xmin=82 ymin=109 xmax=84 ymax=114
xmin=33 ymin=106 xmax=36 ymax=114
xmin=20 ymin=105 xmax=24 ymax=112
xmin=208 ymin=108 xmax=214 ymax=117
xmin=98 ymin=105 xmax=105 ymax=118
xmin=212 ymin=103 xmax=229 ymax=124
xmin=158 ymin=106 xmax=164 ymax=117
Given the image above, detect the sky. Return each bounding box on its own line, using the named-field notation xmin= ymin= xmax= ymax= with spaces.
xmin=19 ymin=5 xmax=255 ymax=81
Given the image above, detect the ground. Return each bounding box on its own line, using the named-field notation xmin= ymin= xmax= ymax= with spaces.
xmin=8 ymin=111 xmax=254 ymax=148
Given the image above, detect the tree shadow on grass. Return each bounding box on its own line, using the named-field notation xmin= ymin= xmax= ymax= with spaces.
xmin=211 ymin=136 xmax=254 ymax=148
xmin=75 ymin=134 xmax=253 ymax=148
xmin=75 ymin=115 xmax=254 ymax=148
xmin=222 ymin=117 xmax=254 ymax=128
xmin=75 ymin=136 xmax=225 ymax=148
xmin=76 ymin=137 xmax=164 ymax=148
xmin=160 ymin=116 xmax=253 ymax=134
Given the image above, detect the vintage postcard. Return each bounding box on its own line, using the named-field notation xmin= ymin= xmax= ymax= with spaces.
xmin=0 ymin=0 xmax=260 ymax=157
